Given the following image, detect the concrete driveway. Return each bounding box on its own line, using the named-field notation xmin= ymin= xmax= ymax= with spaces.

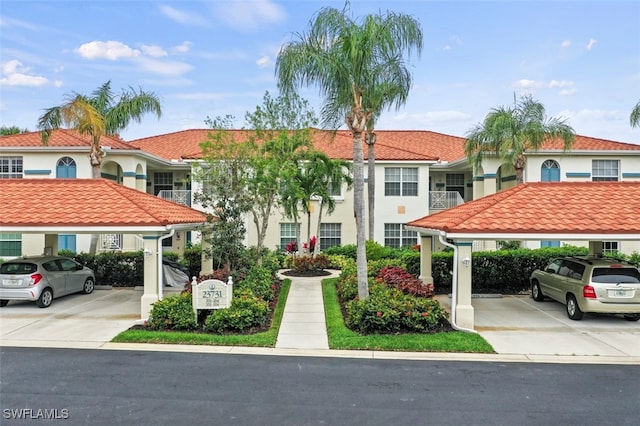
xmin=0 ymin=288 xmax=142 ymax=348
xmin=436 ymin=294 xmax=640 ymax=358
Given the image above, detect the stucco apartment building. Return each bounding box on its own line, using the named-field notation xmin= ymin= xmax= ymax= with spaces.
xmin=1 ymin=128 xmax=639 ymax=259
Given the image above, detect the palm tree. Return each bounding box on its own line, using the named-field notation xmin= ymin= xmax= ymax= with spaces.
xmin=314 ymin=157 xmax=353 ymax=255
xmin=465 ymin=95 xmax=575 ymax=185
xmin=38 ymin=81 xmax=162 ymax=254
xmin=38 ymin=81 xmax=162 ymax=178
xmin=276 ymin=2 xmax=422 ymax=299
xmin=631 ymin=100 xmax=640 ymax=128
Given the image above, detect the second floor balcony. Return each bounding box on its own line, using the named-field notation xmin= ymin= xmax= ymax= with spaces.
xmin=429 ymin=191 xmax=464 ymax=210
xmin=157 ymin=190 xmax=192 ymax=207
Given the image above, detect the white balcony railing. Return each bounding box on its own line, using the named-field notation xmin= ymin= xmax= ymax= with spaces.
xmin=157 ymin=190 xmax=191 ymax=207
xmin=429 ymin=191 xmax=464 ymax=210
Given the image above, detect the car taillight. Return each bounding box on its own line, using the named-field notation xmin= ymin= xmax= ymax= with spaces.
xmin=583 ymin=286 xmax=597 ymax=299
xmin=29 ymin=273 xmax=43 ymax=286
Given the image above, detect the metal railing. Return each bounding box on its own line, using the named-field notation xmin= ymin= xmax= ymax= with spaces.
xmin=157 ymin=190 xmax=191 ymax=207
xmin=428 ymin=191 xmax=464 ymax=210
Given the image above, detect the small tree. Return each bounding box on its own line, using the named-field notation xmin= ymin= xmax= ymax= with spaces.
xmin=631 ymin=100 xmax=640 ymax=128
xmin=0 ymin=126 xmax=29 ymax=135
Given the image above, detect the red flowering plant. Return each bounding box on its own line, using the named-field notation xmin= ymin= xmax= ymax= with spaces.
xmin=376 ymin=266 xmax=435 ymax=298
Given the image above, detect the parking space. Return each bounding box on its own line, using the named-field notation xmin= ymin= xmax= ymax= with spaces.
xmin=0 ymin=288 xmax=142 ymax=348
xmin=436 ymin=294 xmax=640 ymax=357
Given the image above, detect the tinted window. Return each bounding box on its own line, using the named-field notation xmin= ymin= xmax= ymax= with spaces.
xmin=0 ymin=262 xmax=37 ymax=274
xmin=591 ymin=268 xmax=640 ymax=284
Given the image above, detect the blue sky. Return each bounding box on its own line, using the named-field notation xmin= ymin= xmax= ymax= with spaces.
xmin=1 ymin=1 xmax=639 ymax=144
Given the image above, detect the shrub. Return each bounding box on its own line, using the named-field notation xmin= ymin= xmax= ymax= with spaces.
xmin=327 ymin=254 xmax=354 ymax=270
xmin=285 ymin=254 xmax=330 ymax=273
xmin=345 ymin=285 xmax=446 ymax=334
xmin=236 ymin=266 xmax=275 ymax=301
xmin=376 ymin=266 xmax=434 ymax=298
xmin=147 ymin=292 xmax=196 ymax=331
xmin=203 ymin=288 xmax=270 ymax=333
xmin=368 ymin=258 xmax=406 ymax=278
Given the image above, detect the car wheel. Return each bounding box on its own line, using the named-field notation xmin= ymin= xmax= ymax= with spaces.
xmin=37 ymin=288 xmax=53 ymax=308
xmin=623 ymin=314 xmax=640 ymax=321
xmin=0 ymin=300 xmax=8 ymax=307
xmin=83 ymin=278 xmax=95 ymax=294
xmin=566 ymin=294 xmax=583 ymax=320
xmin=531 ymin=281 xmax=545 ymax=301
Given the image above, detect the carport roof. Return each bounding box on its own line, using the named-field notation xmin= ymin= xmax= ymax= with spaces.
xmin=407 ymin=182 xmax=640 ymax=240
xmin=0 ymin=178 xmax=208 ymax=231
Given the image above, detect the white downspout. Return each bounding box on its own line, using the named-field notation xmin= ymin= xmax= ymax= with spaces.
xmin=438 ymin=234 xmax=477 ymax=333
xmin=157 ymin=227 xmax=175 ymax=301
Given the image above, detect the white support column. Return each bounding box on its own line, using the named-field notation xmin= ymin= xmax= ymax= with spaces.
xmin=141 ymin=236 xmax=160 ymax=319
xmin=200 ymin=231 xmax=213 ymax=276
xmin=419 ymin=235 xmax=434 ymax=286
xmin=455 ymin=241 xmax=474 ymax=329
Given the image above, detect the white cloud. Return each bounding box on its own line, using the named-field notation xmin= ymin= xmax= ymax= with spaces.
xmin=213 ymin=0 xmax=286 ymax=32
xmin=513 ymin=79 xmax=575 ymax=93
xmin=158 ymin=4 xmax=208 ymax=26
xmin=134 ymin=57 xmax=193 ymax=76
xmin=256 ymin=56 xmax=272 ymax=68
xmin=141 ymin=44 xmax=168 ymax=58
xmin=171 ymin=41 xmax=192 ymax=55
xmin=561 ymin=40 xmax=571 ymax=48
xmin=586 ymin=38 xmax=597 ymax=51
xmin=442 ymin=45 xmax=451 ymax=51
xmin=76 ymin=40 xmax=141 ymax=60
xmin=0 ymin=59 xmax=49 ymax=87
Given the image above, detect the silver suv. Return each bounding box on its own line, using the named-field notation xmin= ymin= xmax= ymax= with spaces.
xmin=0 ymin=255 xmax=95 ymax=308
xmin=530 ymin=256 xmax=640 ymax=321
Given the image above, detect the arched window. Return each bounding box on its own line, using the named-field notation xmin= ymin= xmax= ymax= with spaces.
xmin=541 ymin=160 xmax=560 ymax=182
xmin=56 ymin=157 xmax=77 ymax=178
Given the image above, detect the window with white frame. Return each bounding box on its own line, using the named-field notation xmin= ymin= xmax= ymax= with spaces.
xmin=446 ymin=173 xmax=465 ymax=198
xmin=280 ymin=223 xmax=300 ymax=250
xmin=0 ymin=233 xmax=21 ymax=256
xmin=602 ymin=241 xmax=619 ymax=254
xmin=384 ymin=224 xmax=417 ymax=248
xmin=328 ymin=183 xmax=342 ymax=197
xmin=385 ymin=167 xmax=418 ymax=196
xmin=320 ymin=223 xmax=341 ymax=251
xmin=592 ymin=160 xmax=619 ymax=181
xmin=0 ymin=156 xmax=23 ymax=178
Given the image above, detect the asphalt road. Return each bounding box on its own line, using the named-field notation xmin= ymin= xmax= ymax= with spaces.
xmin=1 ymin=347 xmax=638 ymax=426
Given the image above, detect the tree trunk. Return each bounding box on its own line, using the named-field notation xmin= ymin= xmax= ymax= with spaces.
xmin=515 ymin=154 xmax=526 ymax=184
xmin=366 ymin=134 xmax=376 ymax=241
xmin=89 ymin=139 xmax=103 ymax=254
xmin=346 ymin=106 xmax=369 ymax=300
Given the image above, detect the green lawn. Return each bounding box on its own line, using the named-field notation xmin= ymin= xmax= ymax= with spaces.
xmin=323 ymin=278 xmax=495 ymax=353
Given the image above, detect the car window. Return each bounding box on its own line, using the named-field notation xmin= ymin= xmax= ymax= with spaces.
xmin=43 ymin=261 xmax=61 ymax=272
xmin=59 ymin=259 xmax=79 ymax=272
xmin=1 ymin=262 xmax=38 ymax=274
xmin=591 ymin=267 xmax=640 ymax=284
xmin=546 ymin=259 xmax=562 ymax=274
xmin=566 ymin=261 xmax=585 ymax=280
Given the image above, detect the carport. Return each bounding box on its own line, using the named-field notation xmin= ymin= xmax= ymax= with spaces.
xmin=406 ymin=181 xmax=640 ymax=331
xmin=0 ymin=178 xmax=211 ymax=319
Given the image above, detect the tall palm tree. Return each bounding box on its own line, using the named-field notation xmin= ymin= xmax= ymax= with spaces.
xmin=38 ymin=81 xmax=162 ymax=178
xmin=465 ymin=95 xmax=575 ymax=185
xmin=631 ymin=100 xmax=640 ymax=128
xmin=276 ymin=2 xmax=422 ymax=299
xmin=38 ymin=81 xmax=162 ymax=254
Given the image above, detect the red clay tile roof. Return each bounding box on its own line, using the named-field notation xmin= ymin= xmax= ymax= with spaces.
xmin=407 ymin=182 xmax=640 ymax=235
xmin=0 ymin=179 xmax=207 ymax=228
xmin=0 ymin=129 xmax=138 ymax=151
xmin=128 ymin=128 xmax=639 ymax=163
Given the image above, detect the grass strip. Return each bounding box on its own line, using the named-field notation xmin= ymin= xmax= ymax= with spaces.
xmin=323 ymin=278 xmax=495 ymax=353
xmin=111 ymin=278 xmax=291 ymax=347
